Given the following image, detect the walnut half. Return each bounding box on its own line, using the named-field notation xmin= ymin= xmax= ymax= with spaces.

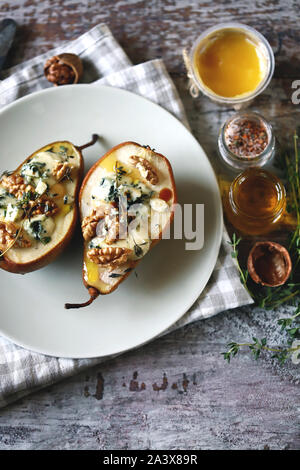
xmin=82 ymin=207 xmax=107 ymax=241
xmin=0 ymin=221 xmax=31 ymax=250
xmin=53 ymin=162 xmax=74 ymax=181
xmin=129 ymin=155 xmax=159 ymax=185
xmin=29 ymin=195 xmax=59 ymax=217
xmin=87 ymin=246 xmax=132 ymax=267
xmin=82 ymin=207 xmax=121 ymax=244
xmin=1 ymin=174 xmax=33 ymax=199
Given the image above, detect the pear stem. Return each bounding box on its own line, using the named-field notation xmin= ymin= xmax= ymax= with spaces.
xmin=64 ymin=287 xmax=99 ymax=309
xmin=76 ymin=134 xmax=99 ymax=151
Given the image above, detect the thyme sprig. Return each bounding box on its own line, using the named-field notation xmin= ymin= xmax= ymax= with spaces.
xmin=223 ymin=132 xmax=300 ymax=365
xmin=223 ymin=232 xmax=300 ymax=364
xmin=223 ymin=337 xmax=300 ymax=365
xmin=223 ymin=305 xmax=300 ymax=364
xmin=228 ymin=233 xmax=252 ymax=298
xmin=114 ymin=161 xmax=126 ymax=185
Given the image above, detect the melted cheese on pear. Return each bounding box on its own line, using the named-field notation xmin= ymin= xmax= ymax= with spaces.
xmin=1 ymin=142 xmax=81 ymax=264
xmin=81 ymin=143 xmax=174 ymax=289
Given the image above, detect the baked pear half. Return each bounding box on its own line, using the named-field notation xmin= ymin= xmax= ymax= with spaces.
xmin=0 ymin=140 xmax=84 ymax=274
xmin=66 ymin=142 xmax=177 ymax=308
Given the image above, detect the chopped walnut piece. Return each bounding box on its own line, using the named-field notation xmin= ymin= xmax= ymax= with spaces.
xmin=1 ymin=174 xmax=34 ymax=199
xmin=87 ymin=246 xmax=132 ymax=267
xmin=0 ymin=221 xmax=31 ymax=250
xmin=105 ymin=217 xmax=120 ymax=245
xmin=82 ymin=207 xmax=107 ymax=241
xmin=129 ymin=155 xmax=159 ymax=185
xmin=29 ymin=196 xmax=59 ymax=217
xmin=53 ymin=162 xmax=73 ymax=181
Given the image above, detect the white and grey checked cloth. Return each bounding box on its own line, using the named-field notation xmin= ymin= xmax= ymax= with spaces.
xmin=0 ymin=24 xmax=253 ymax=408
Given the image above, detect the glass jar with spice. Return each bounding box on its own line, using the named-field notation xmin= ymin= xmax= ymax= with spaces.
xmin=224 ymin=168 xmax=286 ymax=235
xmin=218 ymin=111 xmax=275 ymax=171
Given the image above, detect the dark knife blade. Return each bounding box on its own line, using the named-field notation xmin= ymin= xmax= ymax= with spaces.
xmin=0 ymin=19 xmax=17 ymax=71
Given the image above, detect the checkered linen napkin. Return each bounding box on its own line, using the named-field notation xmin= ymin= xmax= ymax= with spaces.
xmin=0 ymin=24 xmax=253 ymax=407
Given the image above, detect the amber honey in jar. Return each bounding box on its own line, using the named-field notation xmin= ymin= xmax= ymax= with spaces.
xmin=224 ymin=168 xmax=286 ymax=235
xmin=189 ymin=23 xmax=274 ymax=107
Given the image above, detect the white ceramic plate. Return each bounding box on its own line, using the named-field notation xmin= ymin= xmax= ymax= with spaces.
xmin=0 ymin=85 xmax=222 ymax=358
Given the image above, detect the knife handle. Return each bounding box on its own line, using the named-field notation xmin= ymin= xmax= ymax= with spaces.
xmin=0 ymin=18 xmax=17 ymax=71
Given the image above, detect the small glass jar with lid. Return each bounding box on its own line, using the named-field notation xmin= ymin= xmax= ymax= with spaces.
xmin=218 ymin=111 xmax=275 ymax=171
xmin=187 ymin=23 xmax=275 ymax=108
xmin=224 ymin=168 xmax=286 ymax=235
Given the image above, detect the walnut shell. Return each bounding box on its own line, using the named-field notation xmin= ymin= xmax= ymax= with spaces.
xmin=44 ymin=53 xmax=83 ymax=86
xmin=247 ymin=241 xmax=292 ymax=287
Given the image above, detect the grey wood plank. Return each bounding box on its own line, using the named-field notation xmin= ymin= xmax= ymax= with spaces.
xmin=0 ymin=311 xmax=299 ymax=450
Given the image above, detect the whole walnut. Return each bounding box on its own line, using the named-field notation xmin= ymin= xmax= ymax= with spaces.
xmin=44 ymin=53 xmax=83 ymax=86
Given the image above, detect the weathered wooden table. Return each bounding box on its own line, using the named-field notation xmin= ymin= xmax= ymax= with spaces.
xmin=0 ymin=0 xmax=299 ymax=450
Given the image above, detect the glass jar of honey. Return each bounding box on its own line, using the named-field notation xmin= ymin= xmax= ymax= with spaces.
xmin=188 ymin=23 xmax=274 ymax=108
xmin=224 ymin=168 xmax=286 ymax=235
